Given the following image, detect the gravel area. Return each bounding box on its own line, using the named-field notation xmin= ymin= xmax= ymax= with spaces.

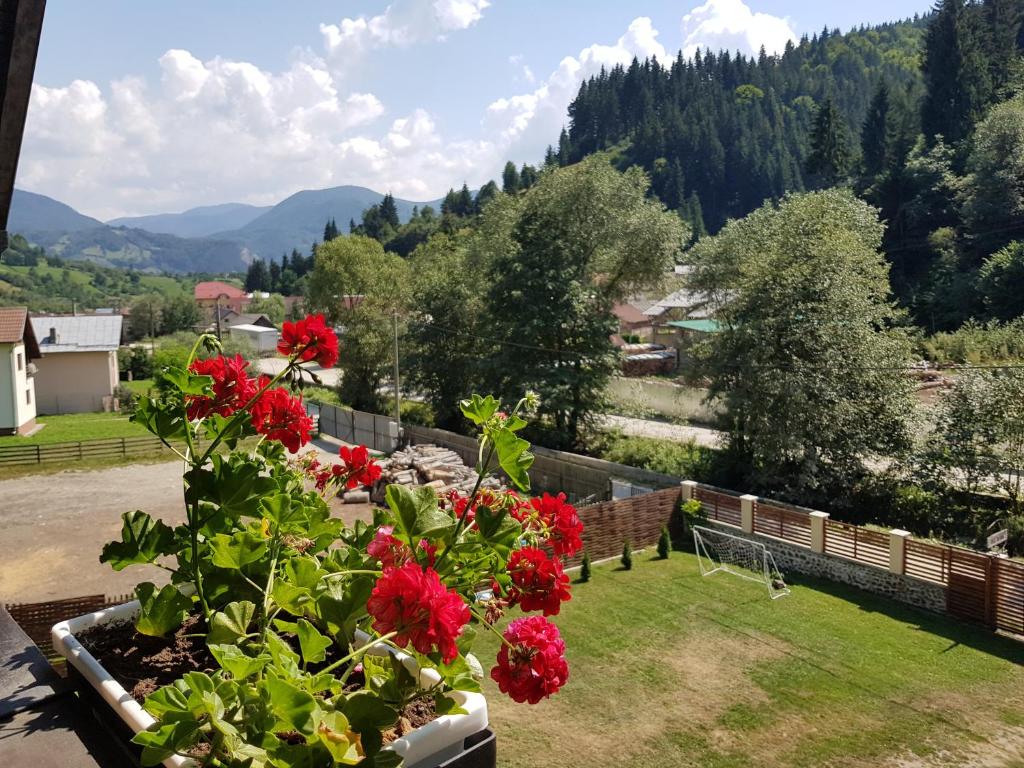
xmin=600 ymin=414 xmax=722 ymax=448
xmin=0 ymin=439 xmax=375 ymax=604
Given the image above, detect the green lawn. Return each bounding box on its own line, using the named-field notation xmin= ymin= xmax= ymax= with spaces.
xmin=476 ymin=552 xmax=1024 ymax=768
xmin=14 ymin=412 xmax=150 ymax=445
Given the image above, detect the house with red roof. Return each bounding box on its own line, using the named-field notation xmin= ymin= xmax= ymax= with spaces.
xmin=194 ymin=280 xmax=249 ymax=316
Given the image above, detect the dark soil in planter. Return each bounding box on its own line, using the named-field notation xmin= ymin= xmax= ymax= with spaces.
xmin=76 ymin=615 xmax=443 ymax=739
xmin=77 ymin=614 xmax=215 ymax=702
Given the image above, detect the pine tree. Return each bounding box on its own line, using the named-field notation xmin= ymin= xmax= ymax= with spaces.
xmin=579 ymin=552 xmax=591 ymax=582
xmin=686 ymin=192 xmax=708 ymax=243
xmin=558 ymin=127 xmax=572 ymax=166
xmin=861 ymin=81 xmax=891 ymax=178
xmin=922 ymin=0 xmax=993 ymax=145
xmin=620 ymin=541 xmax=633 ymax=571
xmin=244 ymin=259 xmax=269 ymax=292
xmin=456 ymin=184 xmax=473 ymax=216
xmin=380 ymin=193 xmax=400 ymax=229
xmin=474 ymin=180 xmax=500 ymax=213
xmin=519 ymin=163 xmax=538 ymax=190
xmin=502 ymin=161 xmax=520 ymax=194
xmin=657 ymin=526 xmax=671 ymax=559
xmin=985 ymin=0 xmax=1023 ymax=95
xmin=807 ymin=96 xmax=851 ymax=186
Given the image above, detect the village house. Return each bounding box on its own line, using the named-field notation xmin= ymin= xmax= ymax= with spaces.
xmin=29 ymin=315 xmax=123 ymax=414
xmin=194 ymin=280 xmax=248 ymax=317
xmin=0 ymin=307 xmax=40 ymax=435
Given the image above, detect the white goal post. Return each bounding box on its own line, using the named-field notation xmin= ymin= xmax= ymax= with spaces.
xmin=693 ymin=525 xmax=790 ymax=600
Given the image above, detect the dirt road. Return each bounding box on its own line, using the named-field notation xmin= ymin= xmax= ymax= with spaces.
xmin=0 ymin=442 xmax=374 ymax=604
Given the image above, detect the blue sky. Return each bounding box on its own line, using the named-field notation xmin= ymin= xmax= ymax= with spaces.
xmin=22 ymin=0 xmax=931 ymax=219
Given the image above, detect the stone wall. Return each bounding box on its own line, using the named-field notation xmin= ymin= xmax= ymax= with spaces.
xmin=703 ymin=520 xmax=948 ymax=614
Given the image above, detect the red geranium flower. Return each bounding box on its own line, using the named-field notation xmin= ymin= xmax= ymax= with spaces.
xmin=249 ymin=386 xmax=313 ymax=453
xmin=367 ymin=525 xmax=410 ymax=569
xmin=277 ymin=314 xmax=339 ymax=368
xmin=336 ymin=445 xmax=381 ymax=489
xmin=507 ymin=547 xmax=572 ymax=616
xmin=490 ymin=616 xmax=568 ymax=704
xmin=366 ymin=561 xmax=469 ymax=663
xmin=528 ymin=493 xmax=584 ymax=557
xmin=186 ymin=354 xmax=257 ymax=420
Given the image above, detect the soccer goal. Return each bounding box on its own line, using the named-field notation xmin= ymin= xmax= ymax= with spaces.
xmin=693 ymin=525 xmax=790 ymax=599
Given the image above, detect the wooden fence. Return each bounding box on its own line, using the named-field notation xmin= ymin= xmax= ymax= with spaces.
xmin=690 ymin=484 xmax=1024 ymax=638
xmin=0 ymin=435 xmax=169 ymax=466
xmin=4 ymin=593 xmax=132 ymax=673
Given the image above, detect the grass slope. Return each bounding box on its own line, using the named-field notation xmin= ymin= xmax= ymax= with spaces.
xmin=476 ymin=552 xmax=1024 ymax=767
xmin=15 ymin=412 xmax=150 ymax=445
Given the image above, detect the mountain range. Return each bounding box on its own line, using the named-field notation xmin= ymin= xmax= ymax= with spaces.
xmin=8 ymin=186 xmax=438 ymax=273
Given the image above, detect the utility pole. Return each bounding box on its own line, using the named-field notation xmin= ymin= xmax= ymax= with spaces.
xmin=393 ymin=312 xmax=401 ymax=435
xmin=214 ymin=296 xmax=223 ymax=340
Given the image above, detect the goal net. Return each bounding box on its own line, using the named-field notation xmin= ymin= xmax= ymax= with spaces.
xmin=693 ymin=525 xmax=790 ymax=600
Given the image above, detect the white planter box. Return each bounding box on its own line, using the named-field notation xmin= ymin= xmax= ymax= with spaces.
xmin=53 ymin=601 xmax=488 ymax=768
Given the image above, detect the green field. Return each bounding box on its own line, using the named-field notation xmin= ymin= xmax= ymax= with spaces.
xmin=476 ymin=553 xmax=1024 ymax=767
xmin=13 ymin=412 xmax=150 ymax=445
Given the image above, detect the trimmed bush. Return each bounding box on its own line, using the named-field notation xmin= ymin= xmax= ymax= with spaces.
xmin=579 ymin=552 xmax=592 ymax=583
xmin=657 ymin=526 xmax=671 ymax=559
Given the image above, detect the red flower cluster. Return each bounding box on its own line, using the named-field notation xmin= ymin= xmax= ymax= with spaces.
xmin=186 ymin=354 xmax=257 ymax=420
xmin=366 ymin=526 xmax=410 ymax=569
xmin=249 ymin=384 xmax=313 ymax=453
xmin=338 ymin=445 xmax=381 ymax=489
xmin=366 ymin=526 xmax=438 ymax=569
xmin=507 ymin=547 xmax=572 ymax=616
xmin=447 ymin=489 xmax=529 ymax=528
xmin=524 ymin=493 xmax=584 ymax=557
xmin=366 ymin=561 xmax=469 ymax=663
xmin=490 ymin=616 xmax=569 ymax=704
xmin=310 ymin=445 xmax=381 ymax=493
xmin=277 ymin=314 xmax=339 ymax=368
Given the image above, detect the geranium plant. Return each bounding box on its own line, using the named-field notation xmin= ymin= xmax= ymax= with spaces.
xmin=98 ymin=315 xmax=583 ymax=767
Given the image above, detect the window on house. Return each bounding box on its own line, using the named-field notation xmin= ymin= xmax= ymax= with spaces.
xmin=16 ymin=353 xmax=23 ymax=371
xmin=26 ymin=388 xmax=31 ymax=406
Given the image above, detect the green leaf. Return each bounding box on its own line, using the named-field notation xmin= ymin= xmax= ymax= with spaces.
xmin=208 ymin=643 xmax=270 ymax=680
xmin=161 ymin=366 xmax=213 ymax=396
xmin=493 ymin=427 xmax=534 ymax=491
xmin=132 ymin=719 xmax=201 ymax=767
xmin=209 ymin=529 xmax=269 ymax=570
xmin=260 ymin=492 xmax=296 ymax=526
xmin=296 ymin=619 xmax=332 ymax=665
xmin=413 ymin=505 xmax=456 ymax=539
xmin=434 ymin=693 xmax=468 ymax=716
xmin=459 ymin=394 xmax=499 ymax=425
xmin=474 ymin=504 xmax=507 ymax=540
xmin=207 ymin=600 xmax=256 ymax=644
xmin=100 ymin=510 xmax=178 ymax=571
xmin=385 ymin=484 xmax=440 ymax=542
xmin=317 ymin=710 xmax=360 ymax=763
xmin=271 ymin=581 xmax=313 ymax=615
xmin=339 ymin=691 xmax=398 ymax=732
xmin=134 ymin=583 xmax=190 ymax=638
xmin=266 ymin=674 xmax=319 ymax=736
xmin=132 ymin=396 xmax=186 ymax=440
xmin=142 ymin=684 xmax=191 ymax=721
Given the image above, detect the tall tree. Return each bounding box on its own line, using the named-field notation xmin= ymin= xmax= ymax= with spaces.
xmin=807 ymin=96 xmax=851 ymax=186
xmin=985 ymin=0 xmax=1023 ymax=95
xmin=921 ymin=0 xmax=993 ymax=145
xmin=502 ymin=161 xmax=520 ymax=194
xmin=244 ymin=260 xmax=269 ymax=292
xmin=861 ymin=81 xmax=891 ymax=178
xmin=479 ymin=157 xmax=685 ymax=448
xmin=380 ymin=193 xmax=400 ymax=229
xmin=685 ymin=189 xmax=914 ymax=506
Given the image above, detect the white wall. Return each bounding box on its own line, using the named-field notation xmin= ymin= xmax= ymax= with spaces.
xmin=0 ymin=341 xmax=36 ymax=433
xmin=34 ymin=350 xmax=118 ymax=414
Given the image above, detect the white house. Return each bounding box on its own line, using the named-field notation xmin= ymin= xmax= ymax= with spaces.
xmin=229 ymin=323 xmax=279 ymax=355
xmin=0 ymin=307 xmax=40 ymax=435
xmin=30 ymin=315 xmax=123 ymax=414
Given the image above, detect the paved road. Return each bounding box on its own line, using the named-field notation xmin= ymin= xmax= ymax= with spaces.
xmin=600 ymin=414 xmax=722 ymax=448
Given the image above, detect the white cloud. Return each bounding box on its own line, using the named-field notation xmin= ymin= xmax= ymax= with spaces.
xmin=484 ymin=17 xmax=666 ymax=165
xmin=320 ymin=0 xmax=488 ymax=63
xmin=17 ymin=4 xmax=799 ymax=221
xmin=681 ymin=0 xmax=796 ymax=59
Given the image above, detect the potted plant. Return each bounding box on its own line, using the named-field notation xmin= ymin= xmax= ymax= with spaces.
xmin=52 ymin=316 xmax=584 ymax=767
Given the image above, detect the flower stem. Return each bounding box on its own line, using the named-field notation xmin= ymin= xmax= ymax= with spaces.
xmin=320 ymin=631 xmax=399 ymax=676
xmin=468 ymin=606 xmax=515 ymax=651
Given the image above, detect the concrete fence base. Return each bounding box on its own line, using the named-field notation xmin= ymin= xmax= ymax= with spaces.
xmin=703 ymin=520 xmax=948 ymax=614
